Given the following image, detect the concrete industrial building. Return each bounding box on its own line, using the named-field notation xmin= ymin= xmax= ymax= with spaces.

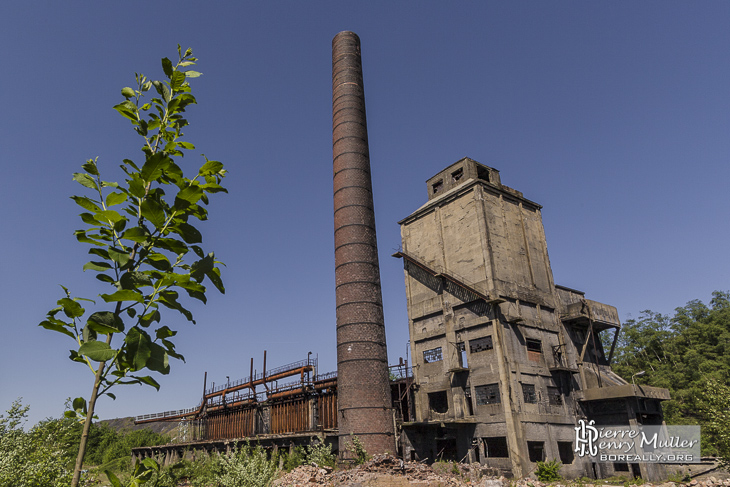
xmin=394 ymin=157 xmax=670 ymax=479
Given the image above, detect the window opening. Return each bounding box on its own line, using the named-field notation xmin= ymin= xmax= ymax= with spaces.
xmin=428 ymin=391 xmax=448 ymax=414
xmin=522 ymin=383 xmax=537 ymax=404
xmin=432 ymin=180 xmax=443 ymax=194
xmin=526 ymin=338 xmax=542 ymax=352
xmin=527 ymin=441 xmax=545 ymax=462
xmin=423 ymin=347 xmax=442 ymax=363
xmin=457 ymin=341 xmax=468 ymax=368
xmin=484 ymin=437 xmax=509 ymax=458
xmin=469 ymin=336 xmax=493 ymax=353
xmin=614 ymin=462 xmax=629 ymax=472
xmin=464 ymin=387 xmax=474 ymax=416
xmin=548 ymin=386 xmax=562 ymax=406
xmin=475 ymin=384 xmax=500 ymax=405
xmin=451 ymin=168 xmax=463 ymax=183
xmin=558 ymin=441 xmax=574 ymax=464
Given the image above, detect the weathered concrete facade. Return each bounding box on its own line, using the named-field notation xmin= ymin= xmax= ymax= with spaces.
xmin=395 ymin=157 xmax=670 ymax=480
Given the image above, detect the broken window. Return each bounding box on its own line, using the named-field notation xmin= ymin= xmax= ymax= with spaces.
xmin=548 ymin=386 xmax=562 ymax=406
xmin=469 ymin=336 xmax=493 ymax=353
xmin=428 ymin=391 xmax=448 ymax=413
xmin=457 ymin=342 xmax=468 ymax=368
xmin=451 ymin=168 xmax=463 ymax=183
xmin=526 ymin=338 xmax=542 ymax=352
xmin=475 ymin=383 xmax=500 ymax=405
xmin=464 ymin=387 xmax=474 ymax=415
xmin=558 ymin=441 xmax=574 ymax=464
xmin=614 ymin=462 xmax=629 ymax=472
xmin=527 ymin=441 xmax=545 ymax=462
xmin=522 ymin=383 xmax=537 ymax=404
xmin=423 ymin=347 xmax=442 ymax=363
xmin=484 ymin=437 xmax=509 ymax=457
xmin=476 ymin=165 xmax=491 ymax=183
xmin=526 ymin=338 xmax=542 ymax=362
xmin=432 ymin=180 xmax=443 ymax=194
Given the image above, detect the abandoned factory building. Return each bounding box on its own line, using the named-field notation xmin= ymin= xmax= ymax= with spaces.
xmin=134 ymin=157 xmax=671 ymax=481
xmin=393 ymin=157 xmax=670 ymax=480
xmin=134 ymin=32 xmax=671 ymax=481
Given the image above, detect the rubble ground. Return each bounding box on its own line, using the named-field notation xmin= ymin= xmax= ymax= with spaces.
xmin=271 ymin=454 xmax=730 ymax=487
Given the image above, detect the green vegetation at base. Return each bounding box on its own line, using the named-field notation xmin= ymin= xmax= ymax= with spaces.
xmin=535 ymin=459 xmax=562 ymax=482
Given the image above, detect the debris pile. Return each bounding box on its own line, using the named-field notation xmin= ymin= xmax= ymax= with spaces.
xmin=272 ymin=454 xmax=503 ymax=487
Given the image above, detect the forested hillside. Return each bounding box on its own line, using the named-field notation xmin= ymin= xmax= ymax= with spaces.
xmin=607 ymin=291 xmax=730 ymax=460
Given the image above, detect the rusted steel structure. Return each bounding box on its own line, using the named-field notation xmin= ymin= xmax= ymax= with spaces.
xmin=332 ymin=30 xmax=396 ymax=457
xmin=133 ymin=356 xmax=413 ymax=459
xmin=135 ymin=355 xmax=340 ymax=442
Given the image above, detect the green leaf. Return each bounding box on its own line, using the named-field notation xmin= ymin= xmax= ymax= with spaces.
xmin=191 ymin=245 xmax=204 ymax=258
xmin=73 ymin=173 xmax=98 ymax=190
xmin=140 ymin=152 xmax=171 ymax=183
xmin=80 ymin=212 xmax=102 ymax=226
xmin=145 ymin=252 xmax=171 ymax=271
xmin=79 ymin=341 xmax=116 ymax=362
xmin=172 ymin=222 xmax=202 ymax=244
xmin=190 ymin=253 xmax=214 ymax=281
xmin=178 ymin=141 xmax=195 ymax=150
xmin=156 ymin=237 xmax=188 ymax=255
xmin=132 ymin=375 xmax=160 ymax=390
xmin=39 ymin=319 xmax=75 ymax=338
xmin=101 ymin=289 xmax=144 ymax=303
xmin=87 ymin=311 xmax=125 ymax=334
xmin=96 ymin=210 xmax=124 ymax=225
xmin=125 ymin=327 xmax=152 ymax=370
xmin=155 ymin=326 xmax=177 ymax=339
xmin=57 ymin=297 xmax=85 ymax=318
xmin=128 ymin=176 xmax=146 ymax=198
xmin=104 ymin=469 xmax=124 ymax=487
xmin=72 ymin=397 xmax=86 ymax=411
xmin=185 ymin=70 xmax=202 ymax=78
xmin=170 ymin=71 xmax=186 ymax=90
xmin=206 ymin=267 xmax=225 ymax=294
xmin=146 ymin=342 xmax=170 ymax=374
xmin=113 ymin=100 xmax=138 ymax=122
xmin=140 ymin=199 xmax=166 ymax=228
xmin=108 ymin=247 xmax=131 ymax=267
xmin=174 ymin=184 xmax=203 ymax=209
xmin=120 ymin=271 xmax=152 ymax=290
xmin=121 ymin=86 xmax=135 ymax=98
xmin=83 ymin=261 xmax=112 ymax=272
xmin=122 ymin=227 xmax=149 ymax=244
xmin=82 ymin=159 xmax=99 ymax=176
xmin=69 ymin=349 xmax=86 ymax=363
xmin=71 ymin=196 xmax=101 ymax=212
xmin=82 ymin=323 xmax=97 ymax=342
xmin=198 ymin=160 xmax=223 ymax=176
xmin=106 ymin=392 xmax=116 ymax=400
xmin=161 ymin=57 xmax=173 ymax=77
xmin=105 ymin=191 xmax=127 ymax=207
xmin=139 ymin=310 xmax=161 ymax=327
xmin=75 ymin=230 xmax=105 ymax=246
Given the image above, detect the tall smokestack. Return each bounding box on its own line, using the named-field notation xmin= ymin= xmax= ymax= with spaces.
xmin=332 ymin=31 xmax=396 ymax=457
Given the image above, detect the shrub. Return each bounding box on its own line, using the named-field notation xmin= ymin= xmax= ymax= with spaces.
xmin=217 ymin=443 xmax=279 ymax=487
xmin=306 ymin=442 xmax=336 ymax=468
xmin=535 ymin=459 xmax=562 ymax=482
xmin=347 ymin=436 xmax=370 ymax=465
xmin=0 ymin=400 xmax=74 ymax=487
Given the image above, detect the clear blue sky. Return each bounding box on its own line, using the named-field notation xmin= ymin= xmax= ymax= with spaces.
xmin=2 ymin=2 xmax=728 ymax=427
